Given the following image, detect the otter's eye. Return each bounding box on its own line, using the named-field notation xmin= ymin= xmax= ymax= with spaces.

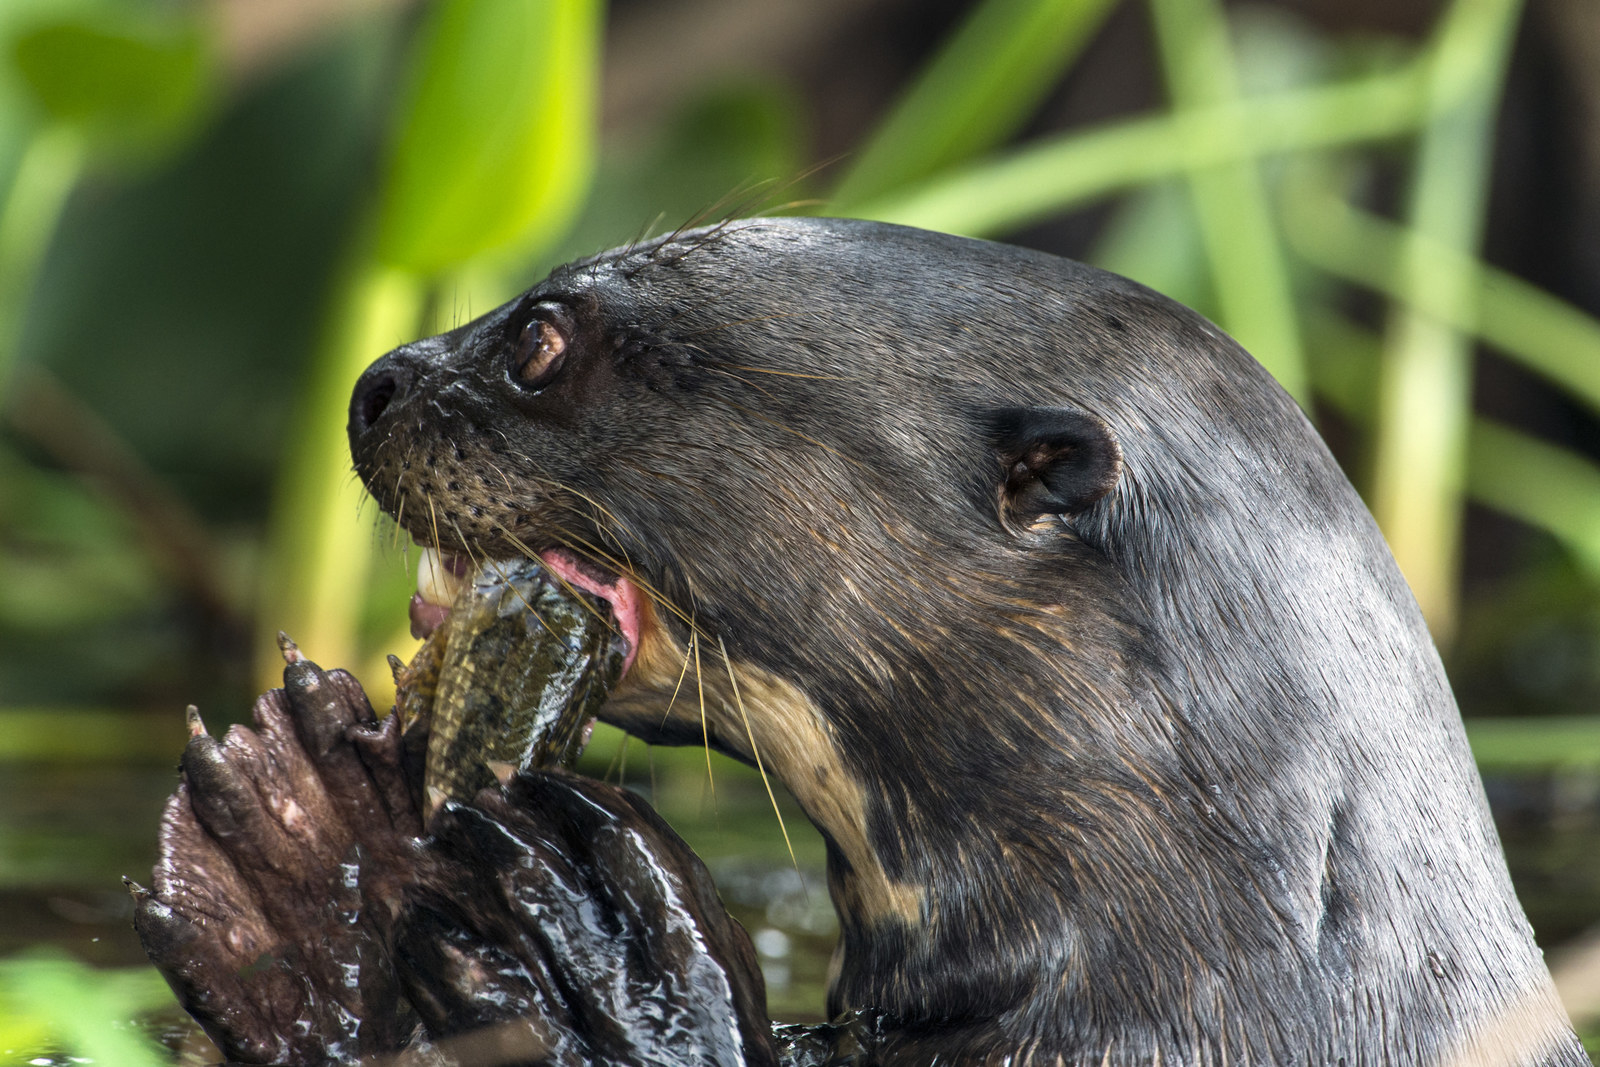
xmin=509 ymin=317 xmax=568 ymax=391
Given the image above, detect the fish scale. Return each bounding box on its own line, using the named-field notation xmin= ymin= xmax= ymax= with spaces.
xmin=395 ymin=557 xmax=628 ymax=817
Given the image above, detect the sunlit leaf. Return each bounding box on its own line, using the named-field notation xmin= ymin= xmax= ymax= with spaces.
xmin=1148 ymin=0 xmax=1306 ymax=402
xmin=1468 ymin=421 xmax=1600 ymax=580
xmin=376 ymin=0 xmax=602 ymax=275
xmin=1466 ymin=716 xmax=1600 ymax=772
xmin=8 ymin=14 xmax=210 ymax=155
xmin=1284 ymin=173 xmax=1600 ymax=418
xmin=0 ymin=952 xmax=171 ymax=1067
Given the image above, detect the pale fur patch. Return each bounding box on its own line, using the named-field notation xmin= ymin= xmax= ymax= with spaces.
xmin=605 ymin=600 xmax=923 ymax=927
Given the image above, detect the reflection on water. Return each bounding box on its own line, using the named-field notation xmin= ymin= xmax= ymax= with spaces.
xmin=5 ymin=720 xmax=1600 ymax=1059
xmin=0 ymin=763 xmax=174 ymax=969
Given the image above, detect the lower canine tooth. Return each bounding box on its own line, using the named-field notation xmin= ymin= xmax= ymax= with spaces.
xmin=417 ymin=547 xmax=466 ymax=606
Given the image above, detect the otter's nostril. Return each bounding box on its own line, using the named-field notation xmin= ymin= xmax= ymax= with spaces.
xmin=353 ymin=374 xmax=398 ymax=434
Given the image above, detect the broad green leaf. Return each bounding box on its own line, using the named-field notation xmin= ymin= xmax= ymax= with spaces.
xmin=376 ymin=0 xmax=602 ymax=275
xmin=256 ymin=266 xmax=422 ymax=692
xmin=8 ymin=14 xmax=210 ymax=155
xmin=832 ymin=0 xmax=1117 ymax=211
xmin=0 ymin=952 xmax=172 ymax=1067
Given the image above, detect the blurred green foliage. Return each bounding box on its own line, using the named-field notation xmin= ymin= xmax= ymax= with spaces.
xmin=375 ymin=0 xmax=598 ymax=273
xmin=3 ymin=0 xmax=1600 ymax=1057
xmin=0 ymin=952 xmax=172 ymax=1067
xmin=10 ymin=14 xmax=209 ymax=152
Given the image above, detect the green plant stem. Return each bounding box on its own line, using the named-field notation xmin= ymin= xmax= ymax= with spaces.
xmin=1284 ymin=174 xmax=1600 ymax=416
xmin=1301 ymin=304 xmax=1600 ymax=585
xmin=1147 ymin=0 xmax=1306 ymax=403
xmin=1467 ymin=420 xmax=1600 ymax=579
xmin=1368 ymin=0 xmax=1523 ymax=643
xmin=853 ymin=62 xmax=1427 ymax=237
xmin=831 ymin=0 xmax=1118 ymax=211
xmin=1465 ymin=716 xmax=1600 ymax=772
xmin=256 ymin=263 xmax=423 ymax=690
xmin=0 ymin=127 xmax=84 ymax=402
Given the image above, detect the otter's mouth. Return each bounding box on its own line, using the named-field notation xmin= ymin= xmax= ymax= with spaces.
xmin=410 ymin=545 xmax=646 ymax=677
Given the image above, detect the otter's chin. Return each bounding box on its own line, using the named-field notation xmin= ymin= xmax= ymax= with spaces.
xmin=409 ymin=545 xmax=646 ymax=676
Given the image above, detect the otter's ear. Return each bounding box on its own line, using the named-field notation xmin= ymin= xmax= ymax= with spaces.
xmin=988 ymin=407 xmax=1122 ymax=521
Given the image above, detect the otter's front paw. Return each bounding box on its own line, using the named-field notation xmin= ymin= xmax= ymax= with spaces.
xmin=396 ymin=771 xmax=779 ymax=1067
xmin=132 ymin=649 xmax=422 ymax=1065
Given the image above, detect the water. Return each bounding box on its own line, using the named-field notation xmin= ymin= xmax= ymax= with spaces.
xmin=4 ymin=718 xmax=1600 ymax=1062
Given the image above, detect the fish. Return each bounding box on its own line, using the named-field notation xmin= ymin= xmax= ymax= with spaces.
xmin=392 ymin=556 xmax=628 ymax=818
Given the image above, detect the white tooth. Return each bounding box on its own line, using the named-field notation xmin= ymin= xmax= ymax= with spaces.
xmin=417 ymin=548 xmax=465 ymax=606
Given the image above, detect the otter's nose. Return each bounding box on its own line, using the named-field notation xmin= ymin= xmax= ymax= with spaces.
xmin=348 ymin=353 xmax=417 ymax=440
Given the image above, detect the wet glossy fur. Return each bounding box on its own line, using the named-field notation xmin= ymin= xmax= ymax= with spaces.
xmin=348 ymin=217 xmax=1583 ymax=1064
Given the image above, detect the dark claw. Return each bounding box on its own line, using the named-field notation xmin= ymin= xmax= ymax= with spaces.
xmin=283 ymin=658 xmax=368 ymax=758
xmin=180 ymin=730 xmax=269 ymax=844
xmin=141 ymin=667 xmax=785 ymax=1067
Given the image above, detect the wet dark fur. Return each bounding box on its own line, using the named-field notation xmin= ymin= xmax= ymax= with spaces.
xmin=348 ymin=217 xmax=1583 ymax=1064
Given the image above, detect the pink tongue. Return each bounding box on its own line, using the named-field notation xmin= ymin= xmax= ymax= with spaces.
xmin=538 ymin=549 xmax=644 ymax=675
xmin=407 ymin=550 xmax=643 ymax=674
xmin=409 ymin=593 xmax=452 ymax=640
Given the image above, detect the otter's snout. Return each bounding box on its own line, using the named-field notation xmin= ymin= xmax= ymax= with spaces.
xmin=348 ymin=354 xmax=417 ymax=442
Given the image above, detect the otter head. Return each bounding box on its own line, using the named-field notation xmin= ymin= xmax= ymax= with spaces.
xmin=348 ymin=218 xmax=1562 ymax=1061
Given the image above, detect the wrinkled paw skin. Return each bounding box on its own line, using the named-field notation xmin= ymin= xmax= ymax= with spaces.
xmin=133 ymin=654 xmax=423 ymax=1065
xmin=399 ymin=773 xmax=777 ymax=1066
xmin=133 ymin=655 xmax=780 ymax=1067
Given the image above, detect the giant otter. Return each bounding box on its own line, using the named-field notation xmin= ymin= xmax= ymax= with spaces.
xmin=145 ymin=217 xmax=1585 ymax=1064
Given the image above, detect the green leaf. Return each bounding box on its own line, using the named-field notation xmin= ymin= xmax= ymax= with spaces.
xmin=8 ymin=14 xmax=210 ymax=154
xmin=1465 ymin=716 xmax=1600 ymax=772
xmin=851 ymin=62 xmax=1427 ymax=237
xmin=832 ymin=0 xmax=1118 ymax=210
xmin=1467 ymin=421 xmax=1600 ymax=581
xmin=0 ymin=952 xmax=172 ymax=1067
xmin=1365 ymin=0 xmax=1524 ymax=638
xmin=1284 ymin=172 xmax=1600 ymax=419
xmin=1089 ymin=180 xmax=1211 ymax=311
xmin=375 ymin=0 xmax=602 ymax=275
xmin=1147 ymin=0 xmax=1307 ymax=403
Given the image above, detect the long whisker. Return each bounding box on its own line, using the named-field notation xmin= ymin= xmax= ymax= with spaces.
xmin=708 ymin=363 xmax=852 ymax=381
xmin=533 ymin=527 xmax=696 ymax=631
xmin=647 ymin=293 xmax=730 ymax=332
xmin=659 ymin=626 xmax=696 ymax=727
xmin=718 ymin=635 xmax=797 ymax=874
xmin=424 ymin=494 xmax=444 ymax=558
xmin=701 ymin=364 xmax=783 ymax=405
xmin=693 ymin=629 xmax=715 ymax=811
xmin=606 ymin=729 xmax=632 ymax=786
xmin=482 ymin=518 xmax=613 ymax=636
